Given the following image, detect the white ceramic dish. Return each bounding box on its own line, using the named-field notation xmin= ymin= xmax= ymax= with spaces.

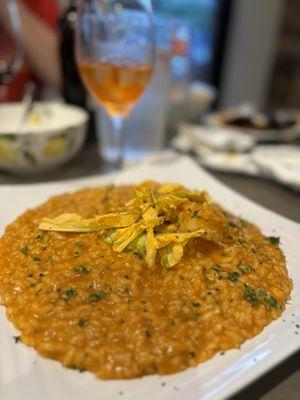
xmin=0 ymin=154 xmax=299 ymax=400
xmin=205 ymin=112 xmax=300 ymax=143
xmin=0 ymin=102 xmax=88 ymax=174
xmin=251 ymin=145 xmax=300 ymax=191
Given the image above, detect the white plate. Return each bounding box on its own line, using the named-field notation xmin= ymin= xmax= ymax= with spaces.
xmin=252 ymin=145 xmax=300 ymax=191
xmin=0 ymin=155 xmax=299 ymax=400
xmin=206 ymin=113 xmax=300 ymax=143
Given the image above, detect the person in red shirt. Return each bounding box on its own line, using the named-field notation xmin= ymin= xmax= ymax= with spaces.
xmin=0 ymin=0 xmax=62 ymax=101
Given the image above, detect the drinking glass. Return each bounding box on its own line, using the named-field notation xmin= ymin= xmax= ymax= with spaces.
xmin=76 ymin=0 xmax=155 ymax=167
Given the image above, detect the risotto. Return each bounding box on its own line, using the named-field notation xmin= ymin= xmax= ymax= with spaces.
xmin=0 ymin=182 xmax=292 ymax=379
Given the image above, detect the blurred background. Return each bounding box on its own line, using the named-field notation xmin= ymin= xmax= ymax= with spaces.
xmin=1 ymin=4 xmax=299 ymax=397
xmin=4 ymin=0 xmax=298 ymax=108
xmin=1 ymin=0 xmax=300 ymax=190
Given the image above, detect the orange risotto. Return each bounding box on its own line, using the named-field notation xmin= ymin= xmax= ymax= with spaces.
xmin=0 ymin=182 xmax=292 ymax=379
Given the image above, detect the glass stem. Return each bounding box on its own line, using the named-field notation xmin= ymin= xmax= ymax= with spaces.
xmin=110 ymin=114 xmax=125 ymax=168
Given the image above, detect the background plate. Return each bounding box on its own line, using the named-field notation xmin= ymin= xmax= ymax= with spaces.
xmin=0 ymin=155 xmax=299 ymax=400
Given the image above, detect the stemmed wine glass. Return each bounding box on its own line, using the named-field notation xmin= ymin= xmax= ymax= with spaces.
xmin=76 ymin=0 xmax=155 ymax=167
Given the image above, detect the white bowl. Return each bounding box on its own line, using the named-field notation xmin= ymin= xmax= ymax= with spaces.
xmin=0 ymin=102 xmax=88 ymax=174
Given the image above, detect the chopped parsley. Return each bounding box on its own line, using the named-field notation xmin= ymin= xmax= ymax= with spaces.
xmin=228 ymin=221 xmax=237 ymax=228
xmin=268 ymin=236 xmax=280 ymax=245
xmin=88 ymin=290 xmax=108 ymax=302
xmin=244 ymin=263 xmax=253 ymax=271
xmin=244 ymin=284 xmax=260 ymax=306
xmin=192 ymin=302 xmax=200 ymax=307
xmin=62 ymin=288 xmax=77 ymax=301
xmin=265 ymin=296 xmax=278 ymax=308
xmin=228 ymin=271 xmax=239 ymax=281
xmin=238 ymin=239 xmax=247 ymax=244
xmin=21 ymin=247 xmax=28 ymax=255
xmin=78 ymin=318 xmax=87 ymax=327
xmin=33 ymin=257 xmax=41 ymax=263
xmin=145 ymin=330 xmax=152 ymax=338
xmin=239 ymin=218 xmax=246 ymax=227
xmin=258 ymin=288 xmax=266 ymax=297
xmin=13 ymin=335 xmax=22 ymax=343
xmin=243 ymin=285 xmax=278 ymax=309
xmin=67 ymin=364 xmax=85 ymax=372
xmin=74 ymin=241 xmax=83 ymax=247
xmin=134 ymin=250 xmax=143 ymax=260
xmin=74 ymin=265 xmax=89 ymax=274
xmin=35 ymin=235 xmax=44 ymax=241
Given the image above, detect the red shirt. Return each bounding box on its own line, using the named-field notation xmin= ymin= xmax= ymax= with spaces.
xmin=25 ymin=0 xmax=59 ymax=29
xmin=3 ymin=0 xmax=60 ymax=102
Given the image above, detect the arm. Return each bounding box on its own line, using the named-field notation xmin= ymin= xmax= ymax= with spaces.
xmin=0 ymin=0 xmax=62 ymax=92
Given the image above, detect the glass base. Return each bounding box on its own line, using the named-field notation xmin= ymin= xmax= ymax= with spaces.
xmin=101 ymin=147 xmax=154 ymax=167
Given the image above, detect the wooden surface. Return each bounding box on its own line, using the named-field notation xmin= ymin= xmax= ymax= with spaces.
xmin=0 ymin=143 xmax=299 ymax=399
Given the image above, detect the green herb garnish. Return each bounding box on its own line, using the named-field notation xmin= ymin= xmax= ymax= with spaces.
xmin=78 ymin=318 xmax=87 ymax=327
xmin=13 ymin=336 xmax=22 ymax=343
xmin=244 ymin=284 xmax=260 ymax=306
xmin=88 ymin=290 xmax=108 ymax=302
xmin=258 ymin=288 xmax=266 ymax=297
xmin=228 ymin=272 xmax=239 ymax=281
xmin=74 ymin=265 xmax=89 ymax=274
xmin=62 ymin=288 xmax=77 ymax=301
xmin=268 ymin=236 xmax=280 ymax=245
xmin=265 ymin=296 xmax=278 ymax=308
xmin=21 ymin=247 xmax=28 ymax=255
xmin=239 ymin=218 xmax=246 ymax=227
xmin=145 ymin=330 xmax=152 ymax=338
xmin=35 ymin=235 xmax=44 ymax=241
xmin=134 ymin=250 xmax=143 ymax=260
xmin=244 ymin=263 xmax=253 ymax=271
xmin=74 ymin=241 xmax=83 ymax=247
